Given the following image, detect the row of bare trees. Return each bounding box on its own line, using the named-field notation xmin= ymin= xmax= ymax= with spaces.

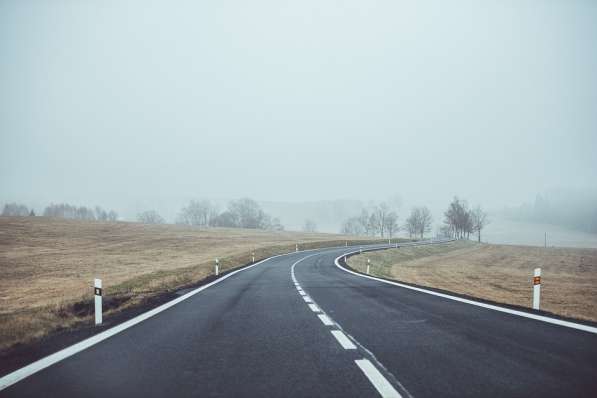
xmin=442 ymin=197 xmax=488 ymax=242
xmin=137 ymin=198 xmax=284 ymax=230
xmin=43 ymin=203 xmax=118 ymax=221
xmin=1 ymin=203 xmax=33 ymax=217
xmin=341 ymin=203 xmax=402 ymax=238
xmin=1 ymin=202 xmax=119 ymax=221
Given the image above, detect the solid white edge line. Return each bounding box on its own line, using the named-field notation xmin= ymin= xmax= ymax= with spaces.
xmin=335 ymin=250 xmax=597 ymax=335
xmin=355 ymin=359 xmax=402 ymax=398
xmin=308 ymin=303 xmax=321 ymax=313
xmin=318 ymin=314 xmax=334 ymax=326
xmin=0 ymin=247 xmax=334 ymax=391
xmin=330 ymin=330 xmax=357 ymax=349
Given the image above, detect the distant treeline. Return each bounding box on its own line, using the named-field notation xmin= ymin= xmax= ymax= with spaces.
xmin=1 ymin=202 xmax=118 ymax=221
xmin=138 ymin=198 xmax=284 ymax=231
xmin=501 ymin=193 xmax=597 ymax=234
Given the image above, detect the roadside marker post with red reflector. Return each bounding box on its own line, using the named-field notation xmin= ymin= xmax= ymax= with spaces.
xmin=94 ymin=278 xmax=102 ymax=326
xmin=533 ymin=268 xmax=541 ymax=310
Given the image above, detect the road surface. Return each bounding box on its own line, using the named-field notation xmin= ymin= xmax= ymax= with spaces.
xmin=2 ymin=243 xmax=596 ymax=397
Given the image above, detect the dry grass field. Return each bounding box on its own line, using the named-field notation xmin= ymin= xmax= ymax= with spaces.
xmin=348 ymin=241 xmax=597 ymax=322
xmin=0 ymin=217 xmax=369 ymax=351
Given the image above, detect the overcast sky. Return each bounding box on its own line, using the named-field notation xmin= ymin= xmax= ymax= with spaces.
xmin=2 ymin=0 xmax=596 ymax=215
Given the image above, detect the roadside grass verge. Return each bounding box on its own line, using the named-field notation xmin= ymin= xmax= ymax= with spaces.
xmin=347 ymin=241 xmax=597 ymax=322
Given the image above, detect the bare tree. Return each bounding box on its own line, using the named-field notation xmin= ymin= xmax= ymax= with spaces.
xmin=137 ymin=210 xmax=165 ymax=224
xmin=341 ymin=217 xmax=363 ymax=235
xmin=471 ymin=205 xmax=489 ymax=242
xmin=405 ymin=208 xmax=420 ymax=239
xmin=405 ymin=207 xmax=432 ymax=239
xmin=443 ymin=197 xmax=473 ymax=239
xmin=371 ymin=203 xmax=391 ymax=237
xmin=177 ymin=200 xmax=214 ymax=226
xmin=302 ymin=219 xmax=317 ymax=232
xmin=417 ymin=206 xmax=432 ymax=239
xmin=228 ymin=198 xmax=269 ymax=229
xmin=384 ymin=211 xmax=399 ymax=238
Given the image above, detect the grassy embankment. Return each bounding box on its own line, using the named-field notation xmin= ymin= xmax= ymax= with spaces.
xmin=0 ymin=217 xmax=378 ymax=351
xmin=347 ymin=240 xmax=597 ymax=322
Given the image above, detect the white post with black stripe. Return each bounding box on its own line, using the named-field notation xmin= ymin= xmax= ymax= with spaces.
xmin=215 ymin=258 xmax=220 ymax=276
xmin=533 ymin=268 xmax=541 ymax=310
xmin=367 ymin=259 xmax=370 ymax=275
xmin=252 ymin=251 xmax=255 ymax=263
xmin=94 ymin=278 xmax=102 ymax=326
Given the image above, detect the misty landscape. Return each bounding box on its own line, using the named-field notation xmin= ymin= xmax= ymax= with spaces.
xmin=1 ymin=1 xmax=596 ymax=397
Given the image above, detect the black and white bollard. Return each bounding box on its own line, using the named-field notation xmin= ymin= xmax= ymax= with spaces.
xmin=367 ymin=259 xmax=370 ymax=275
xmin=252 ymin=251 xmax=255 ymax=263
xmin=215 ymin=258 xmax=219 ymax=276
xmin=533 ymin=268 xmax=541 ymax=310
xmin=94 ymin=278 xmax=102 ymax=326
xmin=295 ymin=243 xmax=298 ymax=252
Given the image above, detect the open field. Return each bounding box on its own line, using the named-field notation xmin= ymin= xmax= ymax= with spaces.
xmin=348 ymin=241 xmax=597 ymax=322
xmin=0 ymin=217 xmax=372 ymax=351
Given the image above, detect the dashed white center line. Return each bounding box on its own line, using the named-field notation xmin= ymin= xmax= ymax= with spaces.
xmin=308 ymin=303 xmax=321 ymax=313
xmin=355 ymin=359 xmax=402 ymax=398
xmin=331 ymin=330 xmax=357 ymax=350
xmin=291 ymin=251 xmax=408 ymax=398
xmin=317 ymin=314 xmax=334 ymax=326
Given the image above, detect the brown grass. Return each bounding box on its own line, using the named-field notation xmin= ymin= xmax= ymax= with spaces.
xmin=0 ymin=217 xmax=371 ymax=350
xmin=348 ymin=241 xmax=597 ymax=322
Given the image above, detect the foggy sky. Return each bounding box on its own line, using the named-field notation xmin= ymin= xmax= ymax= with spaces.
xmin=2 ymin=0 xmax=596 ymax=218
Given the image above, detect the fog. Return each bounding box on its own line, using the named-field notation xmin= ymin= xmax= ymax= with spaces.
xmin=1 ymin=1 xmax=596 ymax=232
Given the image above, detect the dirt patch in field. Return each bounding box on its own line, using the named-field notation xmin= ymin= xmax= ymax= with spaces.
xmin=348 ymin=241 xmax=597 ymax=322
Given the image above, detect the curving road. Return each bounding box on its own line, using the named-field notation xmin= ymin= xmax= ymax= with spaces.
xmin=1 ymin=243 xmax=597 ymax=397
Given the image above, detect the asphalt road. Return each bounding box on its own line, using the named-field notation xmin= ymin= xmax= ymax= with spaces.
xmin=2 ymin=243 xmax=597 ymax=397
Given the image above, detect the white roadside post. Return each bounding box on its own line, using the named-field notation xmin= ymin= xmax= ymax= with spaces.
xmin=345 ymin=241 xmax=348 ymax=247
xmin=367 ymin=259 xmax=370 ymax=275
xmin=359 ymin=247 xmax=363 ymax=254
xmin=94 ymin=278 xmax=102 ymax=326
xmin=252 ymin=251 xmax=255 ymax=263
xmin=215 ymin=258 xmax=219 ymax=276
xmin=388 ymin=239 xmax=391 ymax=245
xmin=296 ymin=243 xmax=298 ymax=252
xmin=533 ymin=268 xmax=541 ymax=310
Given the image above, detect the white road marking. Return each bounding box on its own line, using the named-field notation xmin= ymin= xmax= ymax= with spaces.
xmin=331 ymin=330 xmax=357 ymax=349
xmin=335 ymin=251 xmax=597 ymax=335
xmin=0 ymin=248 xmax=333 ymax=392
xmin=308 ymin=303 xmax=321 ymax=313
xmin=303 ymin=295 xmax=313 ymax=303
xmin=355 ymin=359 xmax=402 ymax=398
xmin=318 ymin=314 xmax=334 ymax=326
xmin=291 ymin=248 xmax=413 ymax=398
